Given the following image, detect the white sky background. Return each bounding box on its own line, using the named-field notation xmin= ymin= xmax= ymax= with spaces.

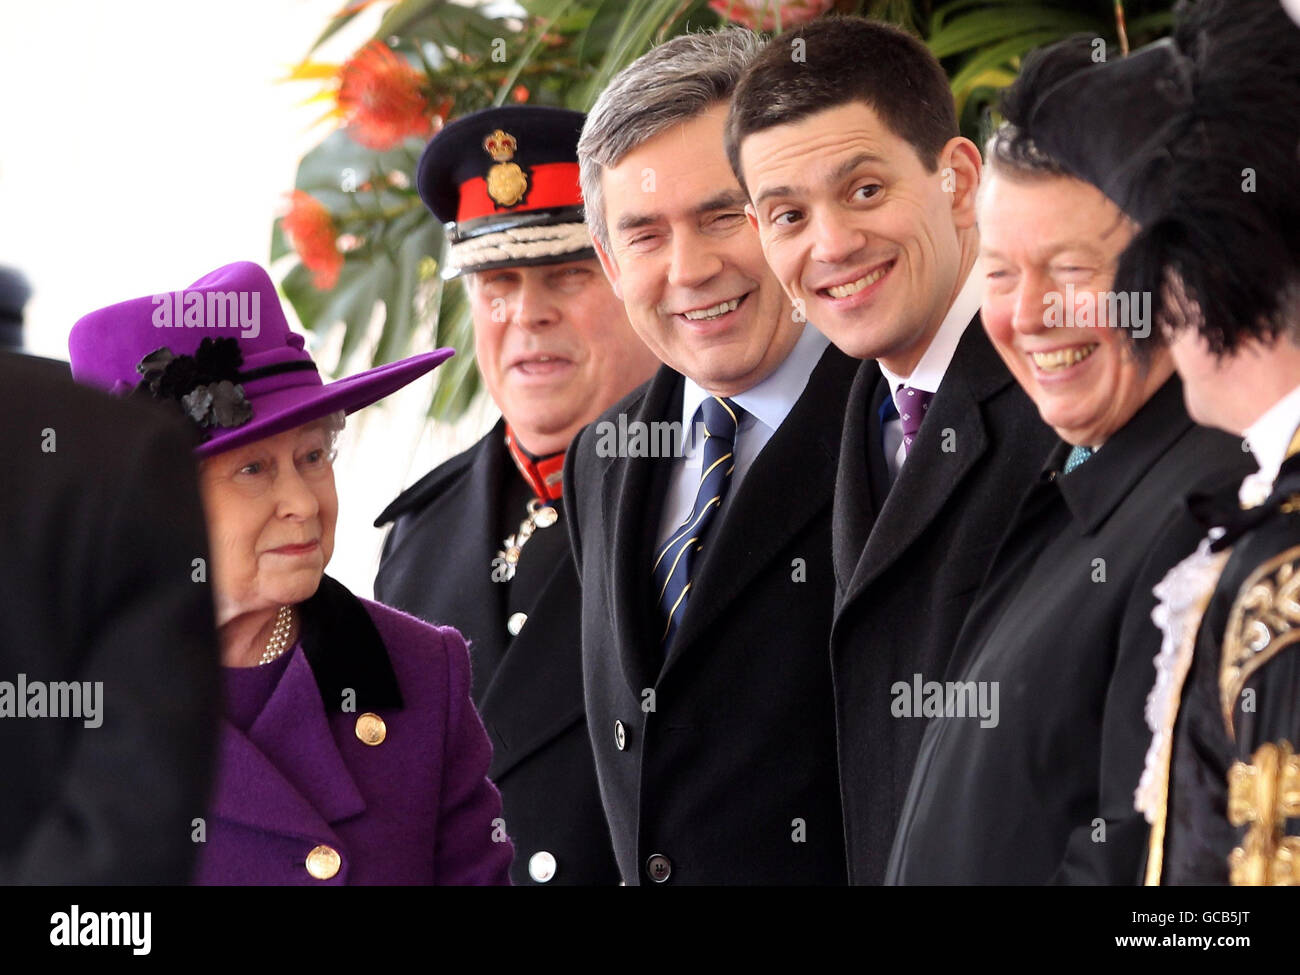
xmin=0 ymin=0 xmax=500 ymax=598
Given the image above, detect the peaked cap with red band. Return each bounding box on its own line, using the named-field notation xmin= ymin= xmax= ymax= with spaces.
xmin=417 ymin=106 xmax=594 ymax=276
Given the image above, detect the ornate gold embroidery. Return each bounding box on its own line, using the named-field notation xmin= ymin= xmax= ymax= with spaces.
xmin=1220 ymin=545 xmax=1300 ymax=739
xmin=1228 ymin=741 xmax=1300 ymax=885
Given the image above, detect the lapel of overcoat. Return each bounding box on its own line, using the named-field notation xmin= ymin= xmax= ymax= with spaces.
xmin=600 ymin=366 xmax=681 ymax=696
xmin=842 ymin=317 xmax=1011 ymax=604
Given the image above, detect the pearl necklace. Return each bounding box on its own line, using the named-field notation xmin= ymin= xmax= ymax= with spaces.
xmin=257 ymin=605 xmax=295 ymax=666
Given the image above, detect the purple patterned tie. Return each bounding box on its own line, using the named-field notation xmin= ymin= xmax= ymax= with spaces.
xmin=896 ymin=385 xmax=934 ymax=456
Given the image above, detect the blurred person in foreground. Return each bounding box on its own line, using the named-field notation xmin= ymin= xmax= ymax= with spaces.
xmin=375 ymin=107 xmax=657 ymax=885
xmin=1004 ymin=0 xmax=1300 ymax=885
xmin=0 ymin=351 xmax=219 ymax=883
xmin=69 ymin=261 xmax=512 ymax=885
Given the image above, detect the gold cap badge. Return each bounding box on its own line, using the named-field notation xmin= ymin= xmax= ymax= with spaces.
xmin=483 ymin=128 xmax=528 ymax=207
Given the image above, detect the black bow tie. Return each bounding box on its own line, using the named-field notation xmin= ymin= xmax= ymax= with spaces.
xmin=1188 ymin=455 xmax=1300 ymax=551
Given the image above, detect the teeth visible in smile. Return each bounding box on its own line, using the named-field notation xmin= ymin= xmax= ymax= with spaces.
xmin=827 ymin=265 xmax=889 ymax=298
xmin=1032 ymin=344 xmax=1098 ymax=370
xmin=683 ymin=297 xmax=740 ymax=321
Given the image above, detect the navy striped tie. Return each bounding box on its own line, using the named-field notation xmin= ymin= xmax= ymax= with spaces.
xmin=652 ymin=396 xmax=743 ymax=648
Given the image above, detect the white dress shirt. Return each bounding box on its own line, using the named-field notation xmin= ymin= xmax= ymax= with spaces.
xmin=876 ymin=270 xmax=983 ymax=480
xmin=655 ymin=324 xmax=830 ymax=553
xmin=1238 ymin=384 xmax=1300 ymax=507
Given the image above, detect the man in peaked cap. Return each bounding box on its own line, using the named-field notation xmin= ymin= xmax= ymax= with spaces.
xmin=375 ymin=106 xmax=658 ymax=885
xmin=998 ymin=0 xmax=1300 ymax=885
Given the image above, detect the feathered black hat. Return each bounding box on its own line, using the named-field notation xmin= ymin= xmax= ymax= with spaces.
xmin=999 ymin=0 xmax=1300 ymax=355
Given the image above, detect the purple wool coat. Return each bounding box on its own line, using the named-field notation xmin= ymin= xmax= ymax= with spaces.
xmin=193 ymin=575 xmax=513 ymax=885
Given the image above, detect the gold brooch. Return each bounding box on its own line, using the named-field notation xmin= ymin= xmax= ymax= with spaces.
xmin=483 ymin=128 xmax=528 ymax=207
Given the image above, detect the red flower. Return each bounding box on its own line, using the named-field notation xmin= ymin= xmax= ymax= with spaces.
xmin=337 ymin=41 xmax=433 ymax=151
xmin=512 ymin=85 xmax=529 ymax=103
xmin=708 ymin=0 xmax=832 ymax=30
xmin=282 ymin=191 xmax=344 ymax=291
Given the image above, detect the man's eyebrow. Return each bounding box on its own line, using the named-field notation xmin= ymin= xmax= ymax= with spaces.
xmin=753 ymin=153 xmax=887 ymax=207
xmin=614 ymin=192 xmax=747 ymax=235
xmin=615 ymin=212 xmax=660 ymax=235
xmin=694 ymin=190 xmax=749 ymax=214
xmin=752 ymin=184 xmax=800 ymax=208
xmin=832 ymin=152 xmax=885 ymax=182
xmin=979 ymin=240 xmax=1109 ymax=262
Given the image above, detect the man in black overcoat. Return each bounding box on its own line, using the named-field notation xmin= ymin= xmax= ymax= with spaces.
xmin=375 ymin=107 xmax=658 ymax=885
xmin=886 ymin=119 xmax=1252 ymax=884
xmin=568 ymin=30 xmax=858 ymax=885
xmin=728 ymin=18 xmax=1057 ymax=882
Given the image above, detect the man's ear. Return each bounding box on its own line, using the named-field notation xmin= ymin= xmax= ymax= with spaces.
xmin=939 ymin=136 xmax=983 ymax=231
xmin=592 ymin=236 xmax=623 ymax=301
xmin=745 ymin=202 xmax=760 ymax=233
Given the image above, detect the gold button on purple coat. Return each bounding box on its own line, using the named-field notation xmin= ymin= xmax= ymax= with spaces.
xmin=306 ymin=844 xmax=341 ymax=880
xmin=355 ymin=712 xmax=387 ymax=746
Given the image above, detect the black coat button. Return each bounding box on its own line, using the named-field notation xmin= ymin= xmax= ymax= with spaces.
xmin=646 ymin=853 xmax=671 ymax=883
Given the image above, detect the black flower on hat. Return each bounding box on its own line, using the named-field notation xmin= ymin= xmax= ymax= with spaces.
xmin=134 ymin=337 xmax=253 ymax=433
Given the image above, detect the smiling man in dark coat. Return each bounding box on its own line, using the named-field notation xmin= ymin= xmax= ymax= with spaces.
xmin=1006 ymin=0 xmax=1300 ymax=886
xmin=884 ymin=108 xmax=1252 ymax=883
xmin=727 ymin=17 xmax=1057 ymax=883
xmin=375 ymin=107 xmax=658 ymax=885
xmin=569 ymin=30 xmax=858 ymax=885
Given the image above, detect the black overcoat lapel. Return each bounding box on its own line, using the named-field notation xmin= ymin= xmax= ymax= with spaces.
xmin=600 ymin=366 xmax=682 ymax=695
xmin=843 ymin=319 xmax=1011 ymax=604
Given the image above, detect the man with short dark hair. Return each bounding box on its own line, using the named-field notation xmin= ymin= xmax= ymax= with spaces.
xmin=568 ymin=29 xmax=858 ymax=884
xmin=727 ymin=17 xmax=1056 ymax=882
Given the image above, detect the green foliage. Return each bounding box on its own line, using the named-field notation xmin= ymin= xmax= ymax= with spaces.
xmin=275 ymin=0 xmax=1175 ymax=423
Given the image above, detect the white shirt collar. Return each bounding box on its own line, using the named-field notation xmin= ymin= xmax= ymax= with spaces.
xmin=1239 ymin=384 xmax=1300 ymax=506
xmin=680 ymin=325 xmax=829 ymax=434
xmin=877 ymin=269 xmax=981 ymax=400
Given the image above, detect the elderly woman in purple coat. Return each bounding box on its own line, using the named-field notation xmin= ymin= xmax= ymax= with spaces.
xmin=68 ymin=261 xmax=512 ymax=885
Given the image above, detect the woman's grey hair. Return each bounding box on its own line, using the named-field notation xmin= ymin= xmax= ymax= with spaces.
xmin=316 ymin=409 xmax=346 ymax=459
xmin=197 ymin=409 xmax=347 ymax=471
xmin=578 ymin=27 xmax=765 ymax=254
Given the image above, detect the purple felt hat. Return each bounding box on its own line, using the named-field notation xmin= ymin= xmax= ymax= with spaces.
xmin=69 ymin=261 xmax=453 ymax=457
